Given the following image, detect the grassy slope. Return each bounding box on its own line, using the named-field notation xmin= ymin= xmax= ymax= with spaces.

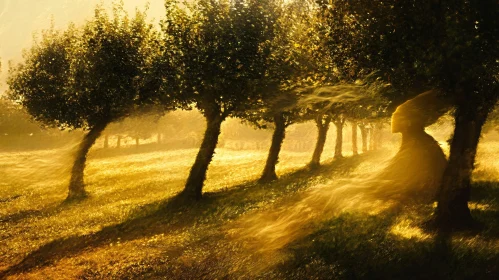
xmin=0 ymin=140 xmax=498 ymax=279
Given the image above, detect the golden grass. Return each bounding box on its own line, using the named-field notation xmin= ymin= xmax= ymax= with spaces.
xmin=0 ymin=143 xmax=330 ymax=277
xmin=1 ymin=134 xmax=499 ymax=279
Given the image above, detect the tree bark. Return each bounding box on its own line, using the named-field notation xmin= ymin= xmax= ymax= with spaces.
xmin=182 ymin=113 xmax=224 ymax=199
xmin=359 ymin=124 xmax=368 ymax=153
xmin=333 ymin=119 xmax=345 ymax=159
xmin=435 ymin=104 xmax=490 ymax=229
xmin=376 ymin=123 xmax=383 ymax=150
xmin=67 ymin=121 xmax=108 ymax=200
xmin=260 ymin=113 xmax=287 ymax=183
xmin=372 ymin=123 xmax=383 ymax=150
xmin=368 ymin=126 xmax=374 ymax=151
xmin=351 ymin=122 xmax=358 ymax=155
xmin=310 ymin=114 xmax=331 ymax=168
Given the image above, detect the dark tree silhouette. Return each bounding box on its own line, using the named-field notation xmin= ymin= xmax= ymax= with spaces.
xmin=8 ymin=5 xmax=156 ymax=200
xmin=319 ymin=0 xmax=499 ymax=228
xmin=351 ymin=121 xmax=358 ymax=155
xmin=332 ymin=115 xmax=346 ymax=159
xmin=163 ymin=0 xmax=280 ymax=199
xmin=237 ymin=0 xmax=316 ymax=183
xmin=309 ymin=113 xmax=332 ymax=168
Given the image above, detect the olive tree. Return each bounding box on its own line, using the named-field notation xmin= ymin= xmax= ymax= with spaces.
xmin=164 ymin=0 xmax=280 ymax=199
xmin=320 ymin=0 xmax=499 ymax=228
xmin=8 ymin=6 xmax=157 ymax=200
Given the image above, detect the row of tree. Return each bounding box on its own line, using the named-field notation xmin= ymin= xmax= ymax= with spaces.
xmin=97 ymin=113 xmax=383 ymax=153
xmin=6 ymin=0 xmax=498 ymax=229
xmin=6 ymin=0 xmax=384 ymax=200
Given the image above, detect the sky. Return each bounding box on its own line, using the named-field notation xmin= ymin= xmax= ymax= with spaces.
xmin=0 ymin=0 xmax=167 ymax=91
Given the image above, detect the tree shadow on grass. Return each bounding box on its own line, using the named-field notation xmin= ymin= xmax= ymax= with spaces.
xmin=0 ymin=203 xmax=64 ymax=225
xmin=0 ymin=192 xmax=104 ymax=226
xmin=0 ymin=154 xmax=368 ymax=278
xmin=470 ymin=181 xmax=499 ymax=204
xmin=0 ymin=195 xmax=22 ymax=204
xmin=273 ymin=209 xmax=499 ymax=280
xmin=468 ymin=181 xmax=499 ymax=238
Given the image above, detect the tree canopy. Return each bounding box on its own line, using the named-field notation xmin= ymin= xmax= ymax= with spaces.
xmin=8 ymin=4 xmax=159 ymax=200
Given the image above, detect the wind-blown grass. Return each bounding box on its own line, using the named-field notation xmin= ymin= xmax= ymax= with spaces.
xmin=1 ymin=137 xmax=499 ymax=279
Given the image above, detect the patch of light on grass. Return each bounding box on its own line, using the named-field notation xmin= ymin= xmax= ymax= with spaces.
xmin=469 ymin=202 xmax=492 ymax=211
xmin=390 ymin=219 xmax=431 ymax=240
xmin=474 ymin=140 xmax=499 ymax=180
xmin=366 ymin=200 xmax=394 ymax=215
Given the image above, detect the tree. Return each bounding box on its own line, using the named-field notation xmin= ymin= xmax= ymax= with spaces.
xmin=120 ymin=111 xmax=163 ymax=147
xmin=358 ymin=123 xmax=368 ymax=153
xmin=351 ymin=121 xmax=358 ymax=155
xmin=332 ymin=111 xmax=346 ymax=159
xmin=258 ymin=113 xmax=286 ymax=182
xmin=238 ymin=97 xmax=301 ymax=183
xmin=299 ymin=1 xmax=387 ymax=162
xmin=8 ymin=5 xmax=157 ymax=200
xmin=321 ymin=0 xmax=499 ymax=228
xmin=235 ymin=0 xmax=318 ymax=182
xmin=330 ymin=98 xmax=388 ymax=158
xmin=309 ymin=112 xmax=332 ymax=167
xmin=165 ymin=0 xmax=280 ymax=199
xmin=350 ymin=96 xmax=390 ymax=153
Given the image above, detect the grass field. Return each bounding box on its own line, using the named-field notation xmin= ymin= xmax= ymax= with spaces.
xmin=1 ymin=135 xmax=499 ymax=279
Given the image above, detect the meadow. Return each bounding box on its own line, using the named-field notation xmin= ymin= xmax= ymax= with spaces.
xmin=1 ymin=127 xmax=499 ymax=279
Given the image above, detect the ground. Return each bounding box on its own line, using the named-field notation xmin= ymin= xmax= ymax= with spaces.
xmin=1 ymin=138 xmax=499 ymax=279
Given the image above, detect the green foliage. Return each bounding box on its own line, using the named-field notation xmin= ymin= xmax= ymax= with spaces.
xmin=142 ymin=0 xmax=187 ymax=109
xmin=163 ymin=0 xmax=280 ymax=120
xmin=319 ymin=0 xmax=499 ymax=105
xmin=270 ymin=1 xmax=393 ymax=126
xmin=237 ymin=0 xmax=318 ymax=130
xmin=70 ymin=4 xmax=157 ymax=126
xmin=8 ymin=4 xmax=158 ymax=130
xmin=8 ymin=27 xmax=75 ymax=129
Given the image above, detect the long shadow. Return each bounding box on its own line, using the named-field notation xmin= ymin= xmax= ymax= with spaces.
xmin=263 ymin=180 xmax=499 ymax=279
xmin=0 ymin=203 xmax=65 ymax=225
xmin=275 ymin=209 xmax=499 ymax=279
xmin=470 ymin=181 xmax=499 ymax=203
xmin=468 ymin=181 xmax=499 ymax=238
xmin=0 ymin=195 xmax=21 ymax=204
xmin=0 ymin=154 xmax=367 ymax=278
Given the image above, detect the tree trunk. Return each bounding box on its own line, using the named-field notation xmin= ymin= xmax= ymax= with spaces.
xmin=352 ymin=122 xmax=358 ymax=155
xmin=359 ymin=125 xmax=368 ymax=153
xmin=157 ymin=133 xmax=162 ymax=144
xmin=135 ymin=137 xmax=139 ymax=147
xmin=371 ymin=123 xmax=383 ymax=150
xmin=435 ymin=104 xmax=490 ymax=229
xmin=67 ymin=121 xmax=108 ymax=200
xmin=182 ymin=114 xmax=224 ymax=199
xmin=117 ymin=136 xmax=122 ymax=148
xmin=310 ymin=114 xmax=331 ymax=168
xmin=376 ymin=123 xmax=383 ymax=150
xmin=260 ymin=113 xmax=287 ymax=183
xmin=104 ymin=135 xmax=109 ymax=148
xmin=369 ymin=126 xmax=375 ymax=151
xmin=334 ymin=119 xmax=344 ymax=159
